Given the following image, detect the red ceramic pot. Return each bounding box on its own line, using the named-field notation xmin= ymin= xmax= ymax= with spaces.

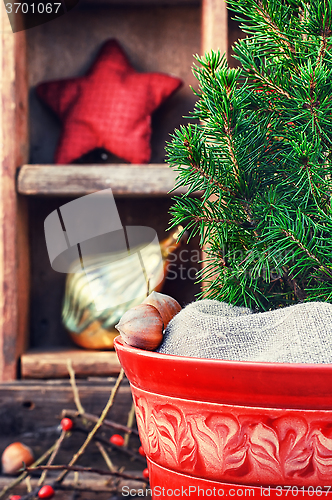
xmin=114 ymin=337 xmax=332 ymax=499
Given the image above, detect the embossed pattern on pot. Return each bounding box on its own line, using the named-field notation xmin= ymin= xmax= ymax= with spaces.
xmin=132 ymin=386 xmax=332 ymax=487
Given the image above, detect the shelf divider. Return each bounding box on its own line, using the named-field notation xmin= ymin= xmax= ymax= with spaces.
xmin=17 ymin=164 xmax=186 ymax=197
xmin=21 ymin=347 xmax=121 ymax=379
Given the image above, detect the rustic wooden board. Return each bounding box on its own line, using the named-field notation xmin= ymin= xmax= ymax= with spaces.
xmin=0 ymin=378 xmax=133 ymax=435
xmin=202 ymin=0 xmax=228 ymax=55
xmin=0 ymin=472 xmax=147 ymax=500
xmin=0 ymin=5 xmax=30 ymax=381
xmin=21 ymin=348 xmax=122 ymax=379
xmin=0 ymin=378 xmax=143 ymax=490
xmin=17 ymin=164 xmax=187 ymax=196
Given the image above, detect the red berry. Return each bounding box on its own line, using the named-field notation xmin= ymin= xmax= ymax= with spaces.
xmin=138 ymin=446 xmax=146 ymax=457
xmin=9 ymin=496 xmax=22 ymax=500
xmin=38 ymin=485 xmax=55 ymax=499
xmin=109 ymin=434 xmax=124 ymax=446
xmin=143 ymin=468 xmax=149 ymax=479
xmin=60 ymin=418 xmax=73 ymax=432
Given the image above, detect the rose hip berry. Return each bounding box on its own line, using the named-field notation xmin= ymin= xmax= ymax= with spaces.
xmin=142 ymin=468 xmax=149 ymax=479
xmin=9 ymin=496 xmax=22 ymax=500
xmin=38 ymin=485 xmax=55 ymax=499
xmin=109 ymin=434 xmax=124 ymax=446
xmin=138 ymin=446 xmax=146 ymax=457
xmin=60 ymin=418 xmax=73 ymax=432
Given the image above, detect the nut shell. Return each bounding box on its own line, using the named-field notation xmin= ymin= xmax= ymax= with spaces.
xmin=115 ymin=304 xmax=164 ymax=350
xmin=142 ymin=291 xmax=181 ymax=328
xmin=1 ymin=442 xmax=34 ymax=475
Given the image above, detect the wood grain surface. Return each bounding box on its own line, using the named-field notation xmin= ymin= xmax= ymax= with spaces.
xmin=202 ymin=0 xmax=228 ymax=55
xmin=0 ymin=377 xmax=143 ymax=497
xmin=0 ymin=5 xmax=29 ymax=381
xmin=21 ymin=348 xmax=121 ymax=379
xmin=17 ymin=164 xmax=186 ymax=196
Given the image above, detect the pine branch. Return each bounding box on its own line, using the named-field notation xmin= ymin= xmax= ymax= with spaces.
xmin=183 ymin=139 xmax=235 ymax=197
xmin=255 ymin=0 xmax=296 ymax=56
xmin=167 ymin=0 xmax=332 ymax=310
xmin=280 ymin=228 xmax=332 ymax=279
xmin=193 ymin=215 xmax=243 ymax=226
xmin=316 ymin=10 xmax=332 ymax=65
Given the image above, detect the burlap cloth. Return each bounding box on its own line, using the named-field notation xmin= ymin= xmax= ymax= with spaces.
xmin=156 ymin=300 xmax=332 ymax=363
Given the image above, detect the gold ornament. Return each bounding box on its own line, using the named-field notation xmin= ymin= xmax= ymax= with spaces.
xmin=62 ymin=227 xmax=183 ymax=350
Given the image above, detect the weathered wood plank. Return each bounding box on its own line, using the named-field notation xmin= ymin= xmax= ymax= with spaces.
xmin=0 ymin=473 xmax=147 ymax=500
xmin=15 ymin=27 xmax=30 ymax=371
xmin=0 ymin=378 xmax=141 ymax=485
xmin=17 ymin=164 xmax=189 ymax=197
xmin=201 ymin=0 xmax=228 ymax=55
xmin=0 ymin=472 xmax=147 ymax=500
xmin=0 ymin=5 xmax=29 ymax=381
xmin=0 ymin=378 xmax=132 ymax=434
xmin=21 ymin=348 xmax=121 ymax=379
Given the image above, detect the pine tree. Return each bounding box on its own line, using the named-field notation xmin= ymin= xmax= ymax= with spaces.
xmin=167 ymin=0 xmax=332 ymax=311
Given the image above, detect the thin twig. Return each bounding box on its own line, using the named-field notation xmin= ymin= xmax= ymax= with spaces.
xmin=38 ymin=430 xmax=66 ymax=486
xmin=61 ymin=409 xmax=139 ymax=436
xmin=66 ymin=359 xmax=85 ymax=415
xmin=26 ymin=464 xmax=148 ymax=484
xmin=124 ymin=402 xmax=136 ymax=447
xmin=0 ymin=443 xmax=57 ymax=499
xmin=95 ymin=441 xmax=116 ymax=473
xmin=25 ymin=476 xmax=32 ymax=493
xmin=73 ymin=427 xmax=145 ymax=463
xmin=55 ymin=368 xmax=125 ymax=484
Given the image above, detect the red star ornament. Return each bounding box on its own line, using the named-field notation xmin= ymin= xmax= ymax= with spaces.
xmin=36 ymin=39 xmax=183 ymax=164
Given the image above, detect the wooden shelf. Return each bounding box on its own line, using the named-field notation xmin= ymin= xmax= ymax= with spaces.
xmin=21 ymin=348 xmax=121 ymax=379
xmin=0 ymin=0 xmax=228 ymax=380
xmin=17 ymin=164 xmax=187 ymax=197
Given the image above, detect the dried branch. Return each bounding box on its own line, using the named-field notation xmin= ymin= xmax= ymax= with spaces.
xmin=55 ymin=368 xmax=125 ymax=484
xmin=38 ymin=430 xmax=66 ymax=486
xmin=25 ymin=465 xmax=148 ymax=484
xmin=25 ymin=476 xmax=32 ymax=493
xmin=61 ymin=409 xmax=139 ymax=436
xmin=95 ymin=441 xmax=116 ymax=473
xmin=73 ymin=427 xmax=146 ymax=463
xmin=66 ymin=359 xmax=85 ymax=415
xmin=124 ymin=402 xmax=136 ymax=447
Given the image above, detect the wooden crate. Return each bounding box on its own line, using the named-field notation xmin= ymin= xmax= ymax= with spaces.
xmin=0 ymin=0 xmax=230 ymax=381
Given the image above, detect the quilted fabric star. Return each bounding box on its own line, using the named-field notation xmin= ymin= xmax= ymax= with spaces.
xmin=36 ymin=39 xmax=183 ymax=164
